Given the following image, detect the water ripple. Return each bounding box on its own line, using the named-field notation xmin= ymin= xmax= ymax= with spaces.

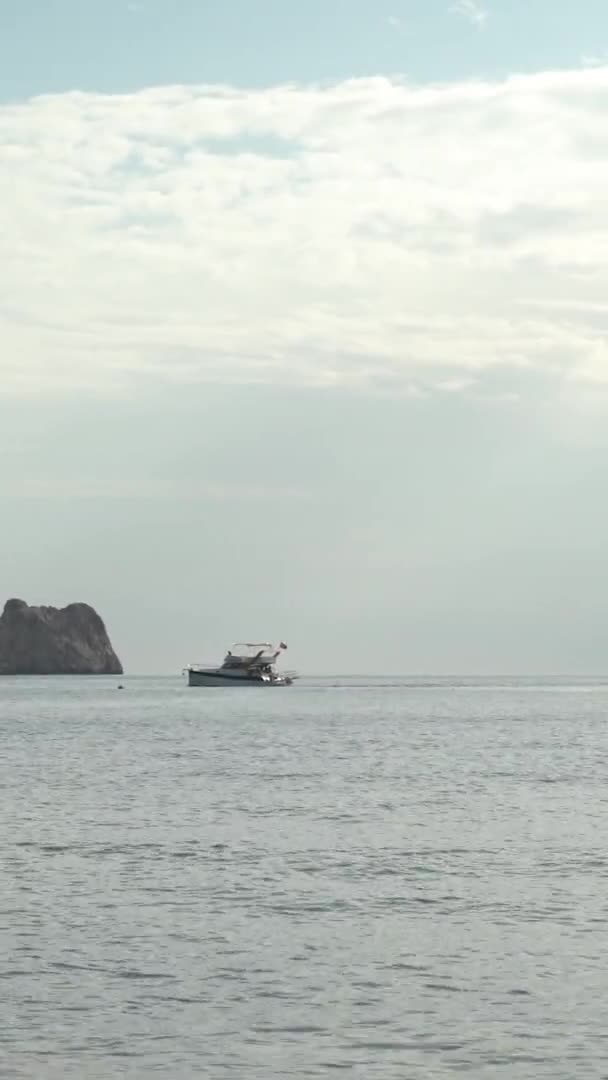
xmin=2 ymin=674 xmax=608 ymax=1078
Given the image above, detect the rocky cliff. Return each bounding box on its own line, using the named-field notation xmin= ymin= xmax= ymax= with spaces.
xmin=0 ymin=599 xmax=123 ymax=675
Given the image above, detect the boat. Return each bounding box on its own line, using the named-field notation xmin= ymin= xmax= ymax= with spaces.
xmin=184 ymin=641 xmax=298 ymax=687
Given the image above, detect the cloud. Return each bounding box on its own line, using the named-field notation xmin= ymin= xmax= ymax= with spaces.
xmin=450 ymin=0 xmax=488 ymax=27
xmin=2 ymin=68 xmax=608 ymax=400
xmin=582 ymin=52 xmax=608 ymax=68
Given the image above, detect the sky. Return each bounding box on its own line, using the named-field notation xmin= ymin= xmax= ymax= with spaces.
xmin=2 ymin=0 xmax=608 ymax=674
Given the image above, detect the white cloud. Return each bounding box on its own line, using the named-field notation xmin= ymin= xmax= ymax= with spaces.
xmin=582 ymin=52 xmax=608 ymax=68
xmin=2 ymin=68 xmax=608 ymax=398
xmin=450 ymin=0 xmax=488 ymax=27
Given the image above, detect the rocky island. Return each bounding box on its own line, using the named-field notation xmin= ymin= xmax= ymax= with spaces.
xmin=0 ymin=598 xmax=123 ymax=675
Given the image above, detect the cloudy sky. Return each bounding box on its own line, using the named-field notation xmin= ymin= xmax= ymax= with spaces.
xmin=2 ymin=0 xmax=608 ymax=674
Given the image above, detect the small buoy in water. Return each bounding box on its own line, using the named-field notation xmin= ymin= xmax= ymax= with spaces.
xmin=117 ymin=684 xmax=124 ymax=689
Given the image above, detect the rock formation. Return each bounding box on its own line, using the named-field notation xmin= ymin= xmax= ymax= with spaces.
xmin=0 ymin=598 xmax=123 ymax=675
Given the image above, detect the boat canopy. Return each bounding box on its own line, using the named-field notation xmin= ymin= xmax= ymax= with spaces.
xmin=223 ymin=642 xmax=284 ymax=669
xmin=232 ymin=642 xmax=273 ymax=651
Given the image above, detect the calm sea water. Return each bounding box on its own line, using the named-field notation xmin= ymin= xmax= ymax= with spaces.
xmin=2 ymin=675 xmax=608 ymax=1079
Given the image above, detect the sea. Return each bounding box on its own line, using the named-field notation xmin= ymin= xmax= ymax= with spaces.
xmin=2 ymin=674 xmax=608 ymax=1079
